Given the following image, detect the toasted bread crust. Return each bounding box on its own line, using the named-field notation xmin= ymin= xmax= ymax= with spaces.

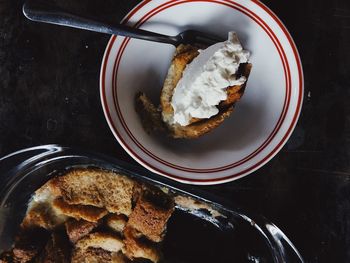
xmin=170 ymin=106 xmax=234 ymax=139
xmin=75 ymin=232 xmax=124 ymax=252
xmin=126 ymin=190 xmax=174 ymax=243
xmin=65 ymin=219 xmax=98 ymax=243
xmin=71 ymin=232 xmax=125 ymax=263
xmin=122 ymin=227 xmax=160 ymax=263
xmin=52 ymin=169 xmax=135 ymax=216
xmin=21 ymin=202 xmax=67 ymax=230
xmin=219 ymin=63 xmax=252 ymax=109
xmin=52 ymin=198 xmax=108 ymax=222
xmin=71 ymin=247 xmax=112 ymax=263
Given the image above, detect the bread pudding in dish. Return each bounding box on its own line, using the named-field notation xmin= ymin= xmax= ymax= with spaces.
xmin=0 ymin=169 xmax=174 ymax=263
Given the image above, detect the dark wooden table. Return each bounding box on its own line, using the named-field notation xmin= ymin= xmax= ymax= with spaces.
xmin=1 ymin=0 xmax=350 ymax=262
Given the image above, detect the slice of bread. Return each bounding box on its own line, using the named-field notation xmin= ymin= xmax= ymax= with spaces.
xmin=71 ymin=233 xmax=124 ymax=263
xmin=13 ymin=247 xmax=38 ymax=263
xmin=21 ymin=181 xmax=67 ymax=230
xmin=52 ymin=198 xmax=108 ymax=222
xmin=122 ymin=227 xmax=160 ymax=263
xmin=136 ymin=44 xmax=252 ymax=139
xmin=71 ymin=248 xmax=129 ymax=263
xmin=74 ymin=232 xmax=124 ymax=252
xmin=21 ymin=202 xmax=68 ymax=230
xmin=72 ymin=247 xmax=112 ymax=263
xmin=126 ymin=189 xmax=174 ymax=243
xmin=50 ymin=169 xmax=135 ymax=216
xmin=65 ymin=219 xmax=98 ymax=243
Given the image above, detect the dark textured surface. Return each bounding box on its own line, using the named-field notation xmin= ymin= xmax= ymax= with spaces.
xmin=0 ymin=0 xmax=350 ymax=262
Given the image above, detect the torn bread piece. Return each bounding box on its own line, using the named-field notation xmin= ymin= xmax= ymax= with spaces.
xmin=71 ymin=248 xmax=129 ymax=263
xmin=21 ymin=202 xmax=68 ymax=230
xmin=127 ymin=189 xmax=174 ymax=243
xmin=71 ymin=232 xmax=124 ymax=263
xmin=52 ymin=198 xmax=108 ymax=222
xmin=50 ymin=169 xmax=135 ymax=215
xmin=75 ymin=232 xmax=124 ymax=252
xmin=65 ymin=219 xmax=98 ymax=243
xmin=122 ymin=227 xmax=160 ymax=263
xmin=21 ymin=181 xmax=67 ymax=230
xmin=72 ymin=247 xmax=112 ymax=263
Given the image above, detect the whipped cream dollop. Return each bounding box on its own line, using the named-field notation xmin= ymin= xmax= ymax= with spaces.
xmin=171 ymin=31 xmax=250 ymax=126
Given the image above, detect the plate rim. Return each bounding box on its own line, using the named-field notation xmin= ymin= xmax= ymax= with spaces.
xmin=111 ymin=0 xmax=291 ymax=173
xmin=100 ymin=0 xmax=304 ymax=185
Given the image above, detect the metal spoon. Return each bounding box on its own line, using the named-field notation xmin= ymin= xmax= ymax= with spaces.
xmin=22 ymin=0 xmax=223 ymax=47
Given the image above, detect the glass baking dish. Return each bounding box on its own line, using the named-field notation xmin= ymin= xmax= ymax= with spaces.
xmin=0 ymin=145 xmax=304 ymax=263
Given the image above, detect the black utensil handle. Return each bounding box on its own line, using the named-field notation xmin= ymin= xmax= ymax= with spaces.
xmin=22 ymin=0 xmax=179 ymax=45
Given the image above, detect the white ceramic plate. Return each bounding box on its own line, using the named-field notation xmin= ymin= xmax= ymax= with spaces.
xmin=100 ymin=0 xmax=303 ymax=185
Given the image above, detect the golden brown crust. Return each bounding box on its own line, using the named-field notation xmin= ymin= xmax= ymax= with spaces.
xmin=21 ymin=181 xmax=67 ymax=230
xmin=65 ymin=219 xmax=98 ymax=243
xmin=53 ymin=169 xmax=135 ymax=216
xmin=71 ymin=232 xmax=125 ymax=262
xmin=219 ymin=63 xmax=252 ymax=109
xmin=52 ymin=198 xmax=108 ymax=223
xmin=74 ymin=232 xmax=124 ymax=252
xmin=71 ymin=247 xmax=112 ymax=263
xmin=21 ymin=203 xmax=64 ymax=230
xmin=12 ymin=247 xmax=38 ymax=263
xmin=122 ymin=227 xmax=160 ymax=263
xmin=126 ymin=190 xmax=174 ymax=243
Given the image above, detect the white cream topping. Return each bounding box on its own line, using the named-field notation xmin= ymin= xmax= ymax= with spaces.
xmin=171 ymin=31 xmax=250 ymax=126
